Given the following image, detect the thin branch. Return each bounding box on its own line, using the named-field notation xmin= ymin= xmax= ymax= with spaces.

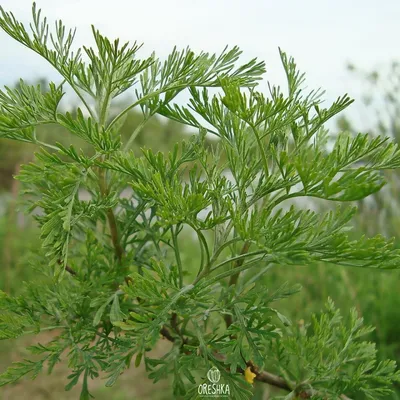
xmin=98 ymin=167 xmax=124 ymax=262
xmin=106 ymin=208 xmax=124 ymax=262
xmin=171 ymin=224 xmax=184 ymax=287
xmin=65 ymin=265 xmax=77 ymax=276
xmin=245 ymin=361 xmax=290 ymax=391
xmin=122 ymin=105 xmax=162 ymax=151
xmin=225 ymin=241 xmax=251 ymax=328
xmin=250 ymin=123 xmax=269 ymax=175
xmin=194 ymin=255 xmax=267 ymax=288
xmin=160 ymin=325 xmax=177 ymax=343
xmin=123 ymin=118 xmax=148 ymax=151
xmin=57 ymin=259 xmax=77 ymax=276
xmin=24 ymin=325 xmax=68 ymax=336
xmin=210 ymin=249 xmax=267 ymax=273
xmin=256 ymin=371 xmax=290 ymax=390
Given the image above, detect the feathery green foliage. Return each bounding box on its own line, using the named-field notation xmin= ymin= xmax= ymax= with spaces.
xmin=0 ymin=3 xmax=400 ymax=399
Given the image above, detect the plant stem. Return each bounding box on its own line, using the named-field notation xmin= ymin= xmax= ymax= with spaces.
xmin=209 ymin=237 xmax=242 ymax=265
xmin=123 ymin=105 xmax=161 ymax=151
xmin=24 ymin=325 xmax=68 ymax=335
xmin=172 ymin=224 xmax=184 ymax=287
xmin=96 ymin=91 xmax=124 ymax=264
xmin=191 ymin=224 xmax=210 ymax=278
xmin=194 ymin=255 xmax=267 ymax=287
xmin=228 ymin=241 xmax=251 ymax=287
xmin=123 ymin=118 xmax=147 ymax=151
xmin=224 ymin=241 xmax=251 ymax=327
xmin=98 ymin=166 xmax=124 ymax=263
xmin=107 ymin=209 xmax=124 ymax=262
xmin=210 ymin=249 xmax=266 ymax=273
xmin=250 ymin=124 xmax=269 ymax=175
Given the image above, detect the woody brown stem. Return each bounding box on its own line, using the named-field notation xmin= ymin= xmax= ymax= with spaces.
xmin=65 ymin=265 xmax=77 ymax=276
xmin=160 ymin=325 xmax=176 ymax=343
xmin=57 ymin=260 xmax=77 ymax=276
xmin=243 ymin=361 xmax=291 ymax=391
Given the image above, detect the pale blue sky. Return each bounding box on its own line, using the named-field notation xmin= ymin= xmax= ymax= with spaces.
xmin=0 ymin=0 xmax=399 ymax=129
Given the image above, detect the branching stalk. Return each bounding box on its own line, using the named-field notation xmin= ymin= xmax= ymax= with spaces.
xmin=171 ymin=224 xmax=184 ymax=287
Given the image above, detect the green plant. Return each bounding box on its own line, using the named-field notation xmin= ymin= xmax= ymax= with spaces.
xmin=1 ymin=3 xmax=400 ymax=399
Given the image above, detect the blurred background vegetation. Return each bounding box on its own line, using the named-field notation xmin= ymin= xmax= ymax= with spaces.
xmin=1 ymin=64 xmax=400 ymax=399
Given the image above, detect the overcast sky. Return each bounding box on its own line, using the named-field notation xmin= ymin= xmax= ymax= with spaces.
xmin=0 ymin=0 xmax=399 ymax=130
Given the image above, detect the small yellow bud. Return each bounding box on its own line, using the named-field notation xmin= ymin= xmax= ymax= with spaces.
xmin=244 ymin=366 xmax=256 ymax=384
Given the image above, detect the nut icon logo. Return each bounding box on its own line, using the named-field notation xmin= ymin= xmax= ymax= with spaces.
xmin=207 ymin=366 xmax=221 ymax=383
